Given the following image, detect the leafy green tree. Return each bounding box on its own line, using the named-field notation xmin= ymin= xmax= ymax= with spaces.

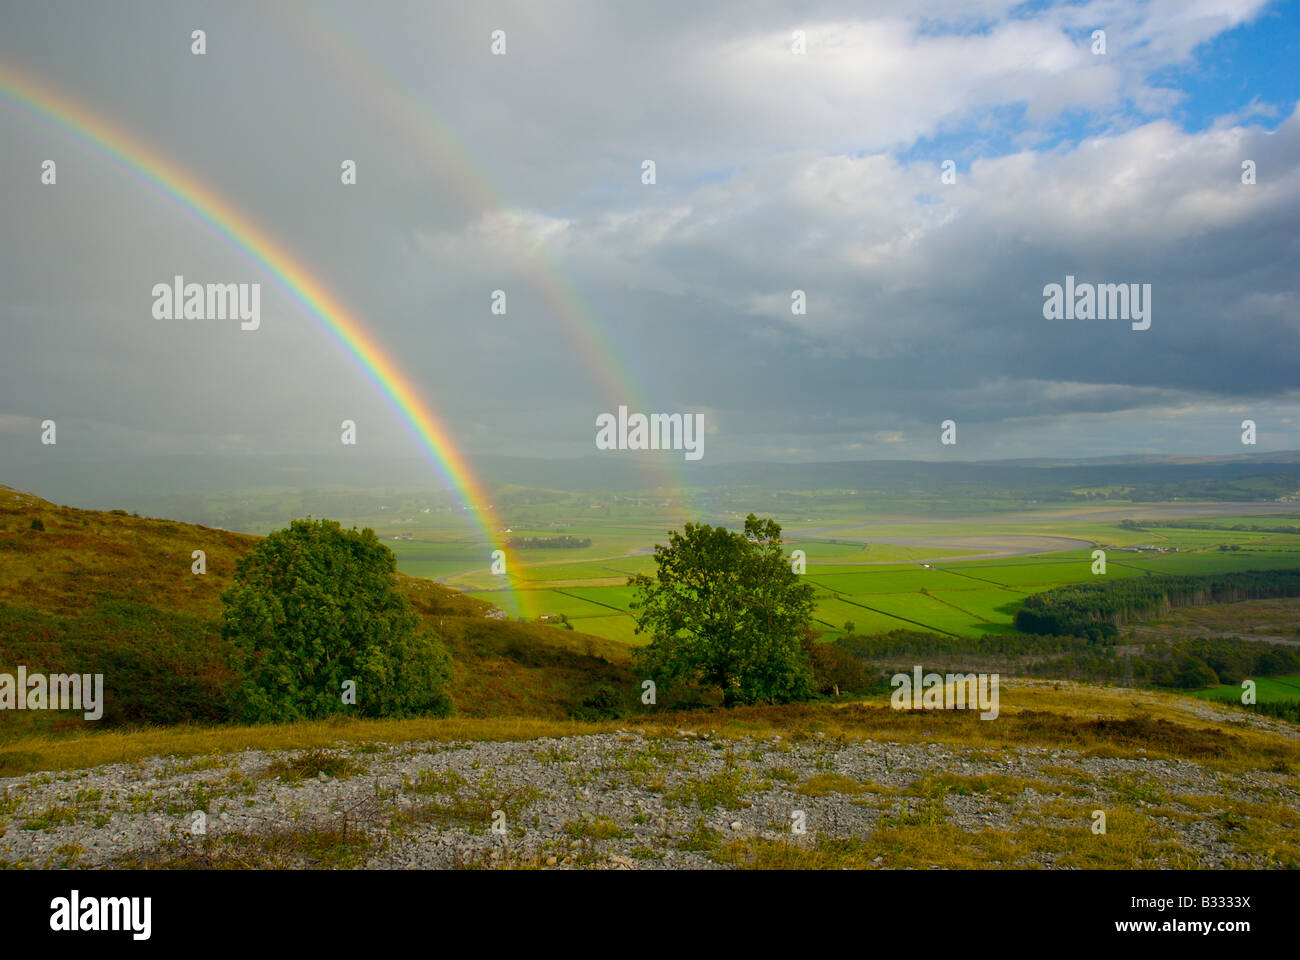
xmin=628 ymin=514 xmax=816 ymax=706
xmin=1176 ymin=654 xmax=1219 ymax=690
xmin=222 ymin=517 xmax=452 ymax=722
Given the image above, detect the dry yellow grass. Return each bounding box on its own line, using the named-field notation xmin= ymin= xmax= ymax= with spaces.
xmin=712 ymin=806 xmax=1204 ymax=870
xmin=4 ymin=679 xmax=1295 ymax=780
xmin=0 ymin=716 xmax=623 ymax=777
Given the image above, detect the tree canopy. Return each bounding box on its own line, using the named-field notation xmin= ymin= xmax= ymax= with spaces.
xmin=221 ymin=517 xmax=452 ymax=722
xmin=628 ymin=514 xmax=815 ymax=706
xmin=1015 ymin=568 xmax=1300 ymax=639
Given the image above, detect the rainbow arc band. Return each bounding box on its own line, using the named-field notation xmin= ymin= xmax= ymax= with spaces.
xmin=0 ymin=58 xmax=525 ymax=615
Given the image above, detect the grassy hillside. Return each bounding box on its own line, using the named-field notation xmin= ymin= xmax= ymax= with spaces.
xmin=0 ymin=486 xmax=635 ymax=739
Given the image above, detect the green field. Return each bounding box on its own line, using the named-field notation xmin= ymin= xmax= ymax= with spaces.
xmin=929 ymin=588 xmax=1025 ymax=622
xmin=1108 ymin=550 xmax=1300 ymax=575
xmin=556 ymin=585 xmax=639 ymax=612
xmin=808 ymin=597 xmax=916 ymax=635
xmin=1192 ymin=674 xmax=1300 ymax=704
xmin=804 ymin=566 xmax=971 ymax=592
xmin=787 ymin=540 xmax=983 ymax=562
xmin=514 ymin=557 xmax=656 ymax=582
xmin=42 ymin=480 xmax=1300 ymax=648
xmin=327 ymin=496 xmax=1300 ymax=644
xmin=942 ymin=559 xmax=1131 ymax=588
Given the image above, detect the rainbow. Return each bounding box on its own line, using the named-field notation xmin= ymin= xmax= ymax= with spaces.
xmin=279 ymin=4 xmax=695 ymax=514
xmin=0 ymin=58 xmax=526 ymax=614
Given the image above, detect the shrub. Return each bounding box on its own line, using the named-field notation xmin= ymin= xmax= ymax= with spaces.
xmin=222 ymin=517 xmax=452 ymax=722
xmin=1176 ymin=655 xmax=1219 ymax=690
xmin=802 ymin=635 xmax=871 ymax=695
xmin=573 ymin=683 xmax=623 ymax=721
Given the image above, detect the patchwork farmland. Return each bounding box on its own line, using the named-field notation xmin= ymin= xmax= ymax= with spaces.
xmin=369 ymin=507 xmax=1300 ymax=645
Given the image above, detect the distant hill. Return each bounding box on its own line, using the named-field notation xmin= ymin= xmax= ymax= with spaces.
xmin=6 ymin=450 xmax=1299 ymax=515
xmin=0 ymin=486 xmax=634 ymax=738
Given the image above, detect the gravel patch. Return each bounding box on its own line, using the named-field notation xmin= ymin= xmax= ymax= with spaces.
xmin=1 ymin=731 xmax=1293 ymax=869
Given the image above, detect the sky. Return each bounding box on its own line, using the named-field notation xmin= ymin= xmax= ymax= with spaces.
xmin=1 ymin=0 xmax=1298 ymax=486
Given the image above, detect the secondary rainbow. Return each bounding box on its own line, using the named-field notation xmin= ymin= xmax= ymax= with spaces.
xmin=0 ymin=58 xmax=524 ymax=611
xmin=280 ymin=4 xmax=696 ymax=515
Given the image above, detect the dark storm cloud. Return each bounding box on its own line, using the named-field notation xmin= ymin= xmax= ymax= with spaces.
xmin=0 ymin=0 xmax=1295 ymax=472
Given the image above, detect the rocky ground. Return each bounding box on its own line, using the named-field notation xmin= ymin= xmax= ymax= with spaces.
xmin=3 ymin=724 xmax=1296 ymax=869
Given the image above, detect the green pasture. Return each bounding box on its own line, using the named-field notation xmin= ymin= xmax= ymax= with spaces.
xmin=787 ymin=540 xmax=983 ymax=562
xmin=1192 ymin=674 xmax=1300 ymax=704
xmin=514 ymin=556 xmax=656 ymax=582
xmin=567 ymin=614 xmax=644 ymax=645
xmin=393 ymin=499 xmax=1300 ymax=646
xmin=929 ymin=588 xmax=1025 ymax=622
xmin=942 ymin=559 xmax=1133 ymax=588
xmin=1108 ymin=550 xmax=1300 ymax=576
xmin=809 ymin=597 xmax=915 ymax=635
xmin=802 ymin=566 xmax=970 ymax=593
xmin=555 ymin=586 xmax=639 ymax=612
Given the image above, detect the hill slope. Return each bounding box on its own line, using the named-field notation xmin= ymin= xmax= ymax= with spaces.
xmin=0 ymin=486 xmax=635 ymax=736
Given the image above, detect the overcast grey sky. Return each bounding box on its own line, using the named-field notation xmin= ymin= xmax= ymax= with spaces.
xmin=1 ymin=0 xmax=1298 ymax=481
